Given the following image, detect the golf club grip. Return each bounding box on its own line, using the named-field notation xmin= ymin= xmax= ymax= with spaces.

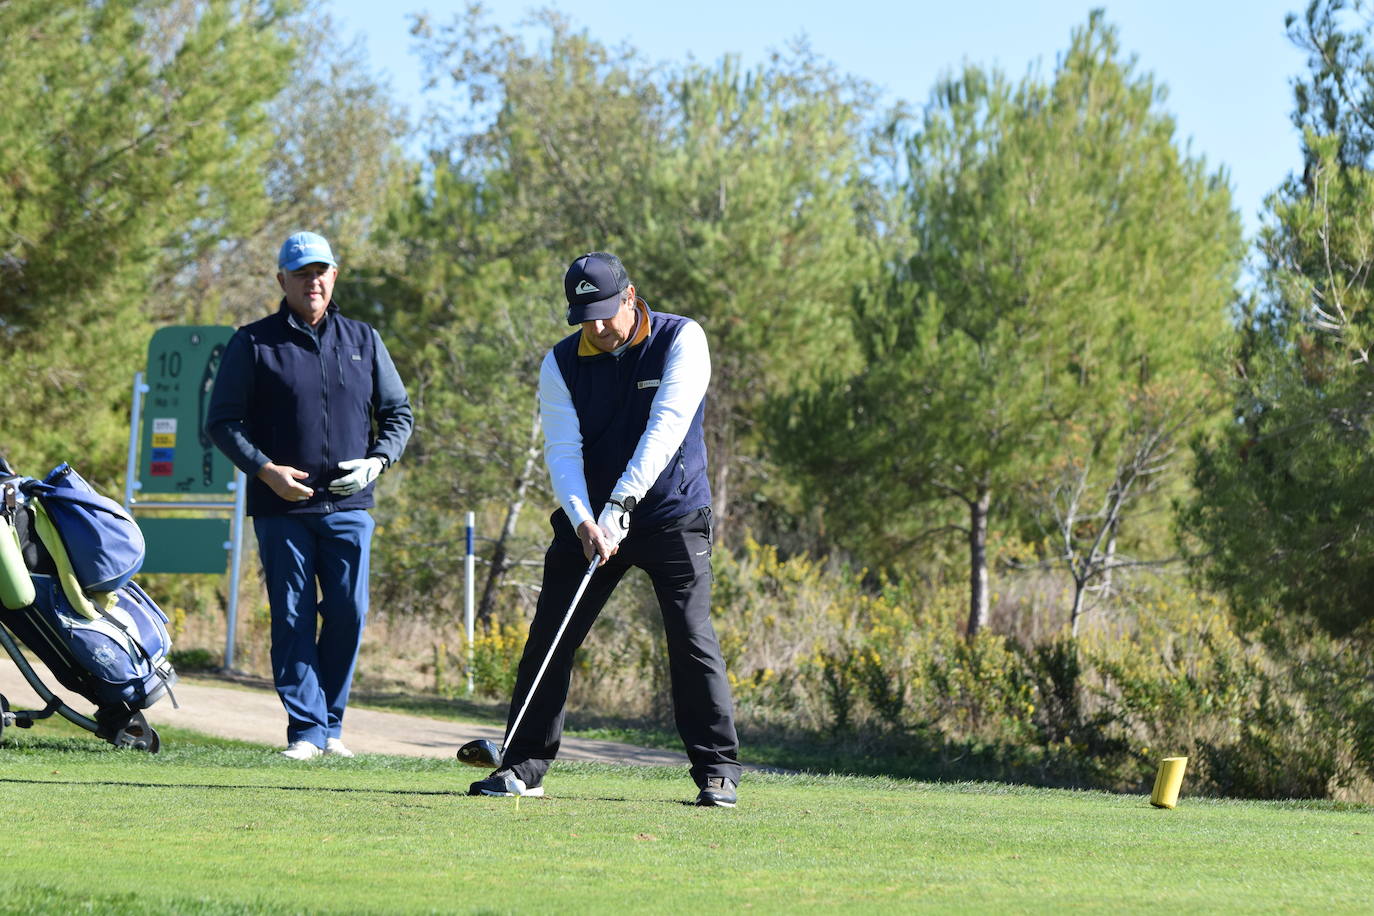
xmin=501 ymin=556 xmax=600 ymax=755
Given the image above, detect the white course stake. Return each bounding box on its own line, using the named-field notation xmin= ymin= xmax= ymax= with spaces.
xmin=465 ymin=511 xmax=475 ymax=694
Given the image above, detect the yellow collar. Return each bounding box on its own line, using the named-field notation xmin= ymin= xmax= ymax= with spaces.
xmin=578 ymin=299 xmax=651 ymax=356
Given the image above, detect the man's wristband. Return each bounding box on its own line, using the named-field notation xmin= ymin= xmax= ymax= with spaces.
xmin=608 ymin=495 xmax=637 ymax=513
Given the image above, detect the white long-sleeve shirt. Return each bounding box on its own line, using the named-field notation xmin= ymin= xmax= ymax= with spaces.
xmin=540 ymin=315 xmax=711 ymax=529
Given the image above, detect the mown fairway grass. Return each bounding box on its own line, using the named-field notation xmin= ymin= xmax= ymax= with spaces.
xmin=0 ymin=728 xmax=1371 ymax=914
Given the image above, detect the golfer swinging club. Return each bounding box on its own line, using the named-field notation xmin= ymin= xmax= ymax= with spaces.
xmin=467 ymin=252 xmax=743 ymax=807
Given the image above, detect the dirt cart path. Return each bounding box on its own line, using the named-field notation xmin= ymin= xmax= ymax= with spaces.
xmin=0 ymin=658 xmax=691 ymax=767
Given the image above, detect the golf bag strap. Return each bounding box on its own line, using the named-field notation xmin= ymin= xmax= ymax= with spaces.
xmin=31 ymin=500 xmax=99 ymax=620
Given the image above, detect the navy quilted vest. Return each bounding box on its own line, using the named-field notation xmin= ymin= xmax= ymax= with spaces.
xmin=552 ymin=309 xmax=711 ymax=528
xmin=238 ymin=305 xmax=378 ymax=515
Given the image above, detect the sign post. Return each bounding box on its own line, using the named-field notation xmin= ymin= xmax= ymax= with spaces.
xmin=124 ymin=326 xmax=246 ymax=670
xmin=465 ymin=511 xmax=475 ymax=695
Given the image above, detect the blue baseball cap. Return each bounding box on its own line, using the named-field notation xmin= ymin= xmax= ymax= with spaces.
xmin=278 ymin=231 xmax=337 ymax=271
xmin=564 ymin=252 xmax=629 ymax=325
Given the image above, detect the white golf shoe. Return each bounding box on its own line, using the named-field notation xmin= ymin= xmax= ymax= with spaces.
xmin=324 ymin=738 xmax=355 ymax=758
xmin=280 ymin=740 xmax=323 ymax=760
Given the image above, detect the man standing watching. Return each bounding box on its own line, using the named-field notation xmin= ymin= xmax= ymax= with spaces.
xmin=468 ymin=251 xmax=742 ymax=806
xmin=207 ymin=231 xmax=413 ymax=760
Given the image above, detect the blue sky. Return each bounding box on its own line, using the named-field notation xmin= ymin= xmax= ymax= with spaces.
xmin=327 ymin=0 xmax=1308 ymax=242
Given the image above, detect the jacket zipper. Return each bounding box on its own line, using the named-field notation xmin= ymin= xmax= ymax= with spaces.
xmin=319 ymin=326 xmax=332 ymax=511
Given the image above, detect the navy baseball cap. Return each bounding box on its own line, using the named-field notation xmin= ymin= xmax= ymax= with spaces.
xmin=278 ymin=231 xmax=337 ymax=271
xmin=564 ymin=252 xmax=629 ymax=325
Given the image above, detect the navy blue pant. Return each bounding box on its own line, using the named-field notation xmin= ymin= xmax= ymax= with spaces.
xmin=254 ymin=510 xmax=374 ymax=748
xmin=505 ymin=507 xmax=742 ymax=788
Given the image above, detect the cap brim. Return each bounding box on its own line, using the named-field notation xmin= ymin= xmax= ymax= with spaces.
xmin=276 ymin=258 xmax=335 ymax=271
xmin=280 ymin=257 xmax=337 ymax=272
xmin=566 ymin=293 xmax=622 ymax=325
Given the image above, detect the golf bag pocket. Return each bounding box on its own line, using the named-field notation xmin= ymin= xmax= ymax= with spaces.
xmin=30 ymin=463 xmax=145 ymax=593
xmin=24 ymin=574 xmax=176 ymax=709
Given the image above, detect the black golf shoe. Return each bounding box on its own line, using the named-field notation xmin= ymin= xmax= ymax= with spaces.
xmin=468 ymin=768 xmax=544 ymax=798
xmin=695 ymin=777 xmax=737 ymax=808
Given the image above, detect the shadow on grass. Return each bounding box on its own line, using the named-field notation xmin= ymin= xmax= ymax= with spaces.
xmin=0 ymin=776 xmax=696 ymax=807
xmin=0 ymin=775 xmax=467 ymax=796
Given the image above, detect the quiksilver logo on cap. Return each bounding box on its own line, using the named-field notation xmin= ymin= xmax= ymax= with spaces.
xmin=574 ymin=279 xmax=599 ymax=295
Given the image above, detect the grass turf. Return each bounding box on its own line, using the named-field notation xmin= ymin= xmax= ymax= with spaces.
xmin=1 ymin=729 xmax=1371 ymax=913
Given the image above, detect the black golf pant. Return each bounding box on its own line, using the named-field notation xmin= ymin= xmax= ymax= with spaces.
xmin=504 ymin=507 xmax=742 ymax=788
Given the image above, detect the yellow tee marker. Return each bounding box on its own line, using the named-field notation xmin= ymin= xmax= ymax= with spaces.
xmin=1151 ymin=756 xmax=1188 ymax=809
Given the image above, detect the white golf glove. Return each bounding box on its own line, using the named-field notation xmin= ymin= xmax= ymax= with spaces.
xmin=328 ymin=456 xmax=385 ymax=495
xmin=596 ymin=497 xmax=634 ymax=551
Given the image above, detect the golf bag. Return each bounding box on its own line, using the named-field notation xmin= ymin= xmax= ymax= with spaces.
xmin=0 ymin=458 xmax=176 ymax=751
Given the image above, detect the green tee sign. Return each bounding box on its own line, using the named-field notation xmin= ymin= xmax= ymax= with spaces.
xmin=138 ymin=517 xmax=232 ymax=575
xmin=139 ymin=326 xmax=236 ymax=495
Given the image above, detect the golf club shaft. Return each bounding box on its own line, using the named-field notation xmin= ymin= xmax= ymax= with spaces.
xmin=501 ymin=555 xmax=600 ymax=756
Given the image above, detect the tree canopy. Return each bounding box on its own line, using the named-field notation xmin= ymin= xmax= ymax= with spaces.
xmin=1185 ymin=0 xmax=1374 ymax=640
xmin=0 ymin=0 xmax=298 ymax=475
xmin=772 ymin=13 xmax=1241 ymax=635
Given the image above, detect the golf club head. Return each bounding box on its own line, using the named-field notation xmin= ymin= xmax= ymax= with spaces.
xmin=456 ymin=738 xmax=503 ymax=769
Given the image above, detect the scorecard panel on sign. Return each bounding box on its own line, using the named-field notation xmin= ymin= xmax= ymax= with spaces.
xmin=140 ymin=326 xmax=236 ymax=495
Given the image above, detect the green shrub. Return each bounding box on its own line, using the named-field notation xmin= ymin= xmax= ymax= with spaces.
xmin=1197 ymin=678 xmax=1338 ymax=800
xmin=1085 ymin=584 xmax=1369 ymax=798
xmin=168 ymin=648 xmax=220 ymax=672
xmin=431 ymin=622 xmax=530 ymax=700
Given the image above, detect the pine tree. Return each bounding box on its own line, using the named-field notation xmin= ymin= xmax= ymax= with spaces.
xmin=1186 ymin=0 xmax=1374 ymax=639
xmin=0 ymin=0 xmax=298 ymax=481
xmin=775 ymin=13 xmax=1241 ymax=636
